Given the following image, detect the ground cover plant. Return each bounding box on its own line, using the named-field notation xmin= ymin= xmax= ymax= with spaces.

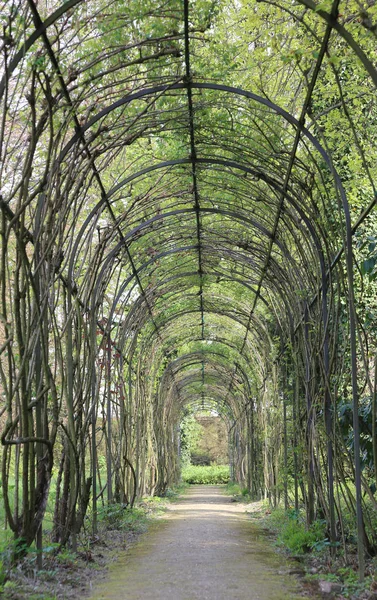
xmin=0 ymin=492 xmax=177 ymax=599
xmin=243 ymin=497 xmax=377 ymax=599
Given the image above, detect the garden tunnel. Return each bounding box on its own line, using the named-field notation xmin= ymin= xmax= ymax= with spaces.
xmin=1 ymin=0 xmax=377 ymax=579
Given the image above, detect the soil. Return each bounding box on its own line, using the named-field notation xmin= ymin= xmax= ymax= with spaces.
xmin=88 ymin=485 xmax=317 ymax=600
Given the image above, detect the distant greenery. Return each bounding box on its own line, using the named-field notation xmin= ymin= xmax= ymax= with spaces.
xmin=181 ymin=465 xmax=230 ymax=484
xmin=180 ymin=414 xmax=204 ymax=467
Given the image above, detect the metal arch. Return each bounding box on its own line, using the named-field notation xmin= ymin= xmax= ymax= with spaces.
xmin=15 ymin=148 xmax=357 ymax=361
xmin=80 ymin=244 xmax=308 ymax=356
xmin=105 ymin=244 xmax=291 ymax=338
xmin=3 ymin=4 xmax=376 ymax=116
xmin=128 ymin=270 xmax=270 ymax=306
xmin=162 ymin=351 xmax=253 ymax=389
xmin=89 ymin=205 xmax=296 ymax=313
xmin=109 ymin=269 xmax=273 ymax=353
xmin=58 ymin=82 xmax=349 ymax=278
xmin=123 ymin=310 xmax=268 ymax=379
xmin=0 ymin=0 xmax=84 ymax=100
xmin=127 ymin=285 xmax=275 ymax=347
xmin=112 ymin=256 xmax=309 ymax=361
xmin=180 ymin=402 xmax=233 ymax=429
xmin=173 ymin=374 xmax=246 ymax=405
xmin=177 ymin=336 xmax=267 ymax=370
xmin=120 ymin=303 xmax=266 ymax=356
xmin=136 ymin=332 xmax=263 ymax=382
xmin=170 ymin=370 xmax=245 ymax=398
xmin=114 ymin=276 xmax=285 ymax=356
xmin=178 ymin=399 xmax=231 ymax=416
xmin=55 ymin=79 xmax=358 ymax=209
xmin=1 ymin=7 xmax=368 ymax=343
xmin=85 ymin=187 xmax=323 ymax=334
xmin=56 ymin=83 xmax=351 ymax=281
xmin=67 ymin=155 xmax=317 ymax=282
xmin=68 ymin=157 xmax=329 ymax=317
xmin=69 ymin=200 xmax=280 ymax=286
xmin=179 ymin=396 xmax=234 ymax=418
xmin=166 ymin=362 xmax=248 ymax=393
xmin=138 ymin=332 xmax=268 ymax=386
xmin=2 ymin=3 xmax=328 ymax=338
xmin=124 ymin=307 xmax=270 ymax=355
xmin=121 ymin=322 xmax=256 ymax=420
xmin=163 ymin=358 xmax=253 ymax=409
xmin=172 ymin=376 xmax=247 ymax=410
xmin=148 ymin=343 xmax=259 ymax=422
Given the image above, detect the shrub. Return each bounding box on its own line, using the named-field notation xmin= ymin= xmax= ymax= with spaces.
xmin=97 ymin=503 xmax=148 ymax=532
xmin=120 ymin=507 xmax=149 ymax=533
xmin=277 ymin=513 xmax=327 ymax=554
xmin=279 ymin=520 xmax=317 ymax=553
xmin=181 ymin=464 xmax=230 ymax=484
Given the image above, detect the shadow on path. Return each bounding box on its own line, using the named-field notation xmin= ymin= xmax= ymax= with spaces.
xmin=88 ymin=485 xmax=314 ymax=600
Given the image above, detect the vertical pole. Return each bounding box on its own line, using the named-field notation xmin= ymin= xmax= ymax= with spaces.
xmin=250 ymin=398 xmax=255 ymax=497
xmin=35 ymin=349 xmax=43 ymax=567
xmin=66 ymin=291 xmax=77 ymax=551
xmin=35 ymin=337 xmax=43 ymax=569
xmin=247 ymin=399 xmax=252 ymax=494
xmin=283 ymin=391 xmax=288 ymax=511
xmin=321 ymin=272 xmax=336 ymax=553
xmin=372 ymin=356 xmax=377 ymax=493
xmin=34 ymin=196 xmax=43 ymax=569
xmin=292 ymin=368 xmax=299 ymax=513
xmin=338 ymin=181 xmax=365 ymax=579
xmin=119 ymin=355 xmax=125 ymax=503
xmin=304 ymin=305 xmax=315 ymax=525
xmin=91 ymin=345 xmax=97 ymax=534
xmin=229 ymin=424 xmax=234 ymax=481
xmin=348 ymin=263 xmax=365 ymax=580
xmin=128 ymin=361 xmax=133 ymax=497
xmin=107 ymin=338 xmax=112 ymax=504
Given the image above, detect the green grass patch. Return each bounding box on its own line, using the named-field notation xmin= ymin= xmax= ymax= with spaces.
xmin=161 ymin=482 xmax=189 ymax=500
xmin=225 ymin=481 xmax=253 ymax=501
xmin=181 ymin=464 xmax=230 ymax=484
xmin=225 ymin=481 xmax=242 ymax=495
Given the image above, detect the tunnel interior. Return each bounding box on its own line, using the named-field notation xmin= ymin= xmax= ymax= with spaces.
xmin=1 ymin=0 xmax=377 ymax=571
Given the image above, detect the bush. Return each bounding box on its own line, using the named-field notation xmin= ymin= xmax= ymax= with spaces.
xmin=181 ymin=464 xmax=230 ymax=484
xmin=264 ymin=508 xmax=329 ymax=554
xmin=97 ymin=503 xmax=149 ymax=532
xmin=279 ymin=520 xmax=317 ymax=553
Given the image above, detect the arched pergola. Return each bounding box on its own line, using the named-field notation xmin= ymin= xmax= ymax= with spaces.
xmin=1 ymin=0 xmax=377 ymax=578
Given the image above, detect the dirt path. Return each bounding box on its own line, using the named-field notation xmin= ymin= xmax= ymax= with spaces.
xmin=88 ymin=485 xmax=312 ymax=600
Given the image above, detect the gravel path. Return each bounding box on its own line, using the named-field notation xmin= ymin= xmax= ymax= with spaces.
xmin=89 ymin=485 xmax=310 ymax=599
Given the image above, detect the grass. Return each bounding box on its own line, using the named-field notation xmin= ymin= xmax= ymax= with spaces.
xmin=225 ymin=481 xmax=252 ymax=501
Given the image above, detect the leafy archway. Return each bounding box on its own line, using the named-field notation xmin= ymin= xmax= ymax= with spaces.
xmin=1 ymin=0 xmax=377 ymax=579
